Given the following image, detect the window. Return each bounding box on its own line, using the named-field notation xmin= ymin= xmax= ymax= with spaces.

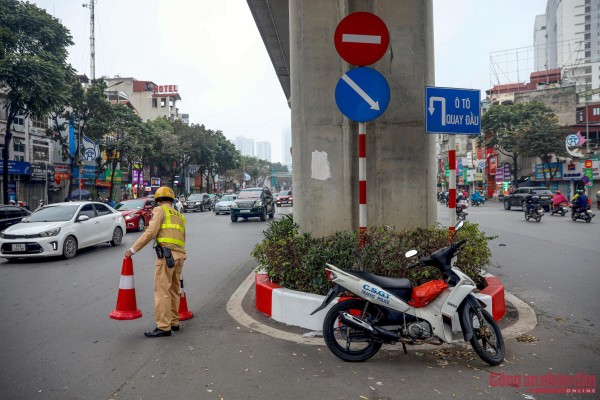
xmin=13 ymin=139 xmax=25 ymax=153
xmin=94 ymin=204 xmax=112 ymax=216
xmin=160 ymin=98 xmax=166 ymax=107
xmin=577 ymin=108 xmax=585 ymax=122
xmin=31 ymin=116 xmax=47 ymax=129
xmin=33 ymin=143 xmax=49 ymax=161
xmin=593 ymin=107 xmax=600 ymax=116
xmin=152 ymin=98 xmax=158 ymax=108
xmin=79 ymin=204 xmax=96 ymax=218
xmin=14 ymin=117 xmax=24 ymax=126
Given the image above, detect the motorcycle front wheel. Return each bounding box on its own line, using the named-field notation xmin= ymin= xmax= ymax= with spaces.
xmin=322 ymin=299 xmax=383 ymax=362
xmin=469 ymin=308 xmax=505 ymax=365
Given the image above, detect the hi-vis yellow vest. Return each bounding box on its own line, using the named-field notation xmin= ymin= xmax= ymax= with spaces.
xmin=156 ymin=205 xmax=186 ymax=251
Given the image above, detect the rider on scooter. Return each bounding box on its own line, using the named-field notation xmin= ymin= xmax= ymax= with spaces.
xmin=470 ymin=191 xmax=485 ymax=204
xmin=550 ymin=190 xmax=568 ymax=212
xmin=525 ymin=194 xmax=540 ymax=215
xmin=573 ymin=190 xmax=589 ymax=212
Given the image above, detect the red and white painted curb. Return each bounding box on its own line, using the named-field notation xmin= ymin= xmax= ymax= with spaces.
xmin=255 ymin=273 xmax=506 ymax=331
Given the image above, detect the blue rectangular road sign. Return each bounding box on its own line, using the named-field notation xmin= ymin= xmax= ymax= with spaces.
xmin=425 ymin=87 xmax=481 ymax=135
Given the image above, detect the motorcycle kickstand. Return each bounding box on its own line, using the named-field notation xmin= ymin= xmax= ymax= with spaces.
xmin=402 ymin=342 xmax=408 ymax=354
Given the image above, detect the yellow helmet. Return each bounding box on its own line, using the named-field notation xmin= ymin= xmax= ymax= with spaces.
xmin=154 ymin=186 xmax=175 ymax=202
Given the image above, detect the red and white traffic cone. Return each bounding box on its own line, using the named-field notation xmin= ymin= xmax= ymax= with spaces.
xmin=178 ymin=277 xmax=193 ymax=321
xmin=109 ymin=257 xmax=142 ymax=320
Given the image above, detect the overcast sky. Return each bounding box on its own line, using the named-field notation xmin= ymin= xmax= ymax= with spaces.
xmin=31 ymin=0 xmax=547 ymax=163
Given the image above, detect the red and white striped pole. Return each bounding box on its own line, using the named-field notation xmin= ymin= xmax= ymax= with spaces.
xmin=448 ymin=135 xmax=457 ymax=232
xmin=359 ymin=122 xmax=367 ymax=244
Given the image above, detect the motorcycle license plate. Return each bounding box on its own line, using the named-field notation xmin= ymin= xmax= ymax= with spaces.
xmin=12 ymin=244 xmax=26 ymax=251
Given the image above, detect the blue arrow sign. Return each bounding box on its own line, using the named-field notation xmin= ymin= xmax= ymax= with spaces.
xmin=335 ymin=67 xmax=390 ymax=122
xmin=425 ymin=87 xmax=481 ymax=135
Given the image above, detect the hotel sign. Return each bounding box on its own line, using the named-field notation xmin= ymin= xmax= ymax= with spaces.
xmin=153 ymin=84 xmax=178 ymax=94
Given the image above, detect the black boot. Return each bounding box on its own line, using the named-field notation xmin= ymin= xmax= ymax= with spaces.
xmin=144 ymin=327 xmax=171 ymax=337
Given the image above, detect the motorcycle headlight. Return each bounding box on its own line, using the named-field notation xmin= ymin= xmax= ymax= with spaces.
xmin=231 ymin=202 xmax=239 ymax=209
xmin=40 ymin=227 xmax=61 ymax=237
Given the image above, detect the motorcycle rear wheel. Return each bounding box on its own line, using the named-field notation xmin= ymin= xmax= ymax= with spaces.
xmin=469 ymin=308 xmax=505 ymax=365
xmin=322 ymin=299 xmax=383 ymax=362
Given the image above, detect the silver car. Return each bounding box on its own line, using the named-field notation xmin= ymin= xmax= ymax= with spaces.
xmin=214 ymin=195 xmax=238 ymax=215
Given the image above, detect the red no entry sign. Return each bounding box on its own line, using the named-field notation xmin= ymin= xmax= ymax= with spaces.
xmin=334 ymin=12 xmax=389 ymax=66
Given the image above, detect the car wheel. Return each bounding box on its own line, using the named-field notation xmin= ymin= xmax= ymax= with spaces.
xmin=260 ymin=207 xmax=267 ymax=221
xmin=137 ymin=217 xmax=145 ymax=232
xmin=503 ymin=201 xmax=511 ymax=210
xmin=110 ymin=227 xmax=124 ymax=246
xmin=62 ymin=236 xmax=78 ymax=259
xmin=231 ymin=215 xmax=238 ymax=222
xmin=215 ymin=212 xmax=220 ymax=215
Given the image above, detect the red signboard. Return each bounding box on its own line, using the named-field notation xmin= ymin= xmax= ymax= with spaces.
xmin=584 ymin=159 xmax=593 ymax=168
xmin=334 ymin=12 xmax=389 ymax=66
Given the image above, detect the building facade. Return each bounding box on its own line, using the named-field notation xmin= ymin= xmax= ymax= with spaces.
xmin=235 ymin=136 xmax=255 ymax=157
xmin=256 ymin=141 xmax=271 ymax=162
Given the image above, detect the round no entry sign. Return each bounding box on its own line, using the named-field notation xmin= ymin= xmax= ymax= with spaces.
xmin=334 ymin=12 xmax=389 ymax=66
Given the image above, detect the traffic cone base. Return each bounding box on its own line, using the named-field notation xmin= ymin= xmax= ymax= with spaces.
xmin=110 ymin=258 xmax=142 ymax=320
xmin=178 ymin=279 xmax=194 ymax=320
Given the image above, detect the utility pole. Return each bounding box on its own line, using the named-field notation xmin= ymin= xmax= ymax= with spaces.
xmin=82 ymin=1 xmax=95 ymax=80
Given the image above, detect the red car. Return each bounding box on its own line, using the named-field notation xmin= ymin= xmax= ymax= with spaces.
xmin=275 ymin=190 xmax=293 ymax=207
xmin=114 ymin=198 xmax=156 ymax=232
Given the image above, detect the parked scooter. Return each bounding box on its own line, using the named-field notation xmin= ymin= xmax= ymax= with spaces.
xmin=570 ymin=205 xmax=595 ymax=223
xmin=550 ymin=202 xmax=569 ymax=217
xmin=311 ymin=221 xmax=505 ymax=365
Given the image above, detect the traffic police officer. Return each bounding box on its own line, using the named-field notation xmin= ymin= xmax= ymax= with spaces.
xmin=125 ymin=186 xmax=186 ymax=337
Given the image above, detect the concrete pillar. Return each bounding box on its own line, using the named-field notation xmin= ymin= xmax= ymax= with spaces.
xmin=290 ymin=0 xmax=436 ymax=237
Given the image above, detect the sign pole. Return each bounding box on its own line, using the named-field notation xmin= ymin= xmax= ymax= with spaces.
xmin=448 ymin=135 xmax=457 ymax=232
xmin=359 ymin=122 xmax=367 ymax=243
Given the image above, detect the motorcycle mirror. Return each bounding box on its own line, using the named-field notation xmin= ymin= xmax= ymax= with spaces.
xmin=405 ymin=249 xmax=418 ymax=258
xmin=455 ymin=221 xmax=464 ymax=231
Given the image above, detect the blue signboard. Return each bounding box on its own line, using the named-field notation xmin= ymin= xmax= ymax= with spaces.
xmin=72 ymin=165 xmax=98 ymax=179
xmin=335 ymin=67 xmax=390 ymax=122
xmin=0 ymin=160 xmax=31 ymax=175
xmin=425 ymin=87 xmax=481 ymax=135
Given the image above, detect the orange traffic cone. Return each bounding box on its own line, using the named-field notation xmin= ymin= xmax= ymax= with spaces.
xmin=109 ymin=257 xmax=142 ymax=320
xmin=178 ymin=277 xmax=193 ymax=321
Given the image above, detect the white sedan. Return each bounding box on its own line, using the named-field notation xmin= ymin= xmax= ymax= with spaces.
xmin=0 ymin=201 xmax=126 ymax=260
xmin=214 ymin=194 xmax=238 ymax=215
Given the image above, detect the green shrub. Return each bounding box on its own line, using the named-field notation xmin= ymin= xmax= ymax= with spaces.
xmin=251 ymin=214 xmax=497 ymax=295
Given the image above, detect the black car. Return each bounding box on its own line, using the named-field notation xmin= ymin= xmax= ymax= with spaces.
xmin=0 ymin=205 xmax=31 ymax=232
xmin=183 ymin=193 xmax=212 ymax=212
xmin=503 ymin=187 xmax=553 ymax=211
xmin=230 ymin=187 xmax=275 ymax=222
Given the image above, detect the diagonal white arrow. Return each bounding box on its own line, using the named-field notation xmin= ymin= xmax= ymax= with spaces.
xmin=428 ymin=96 xmax=446 ymax=126
xmin=342 ymin=74 xmax=380 ymax=110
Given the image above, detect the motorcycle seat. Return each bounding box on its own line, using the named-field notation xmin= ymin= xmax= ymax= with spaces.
xmin=343 ymin=270 xmax=412 ymax=290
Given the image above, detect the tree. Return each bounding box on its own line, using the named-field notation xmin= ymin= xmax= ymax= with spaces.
xmin=101 ymin=104 xmax=143 ymax=201
xmin=46 ymin=78 xmax=111 ymax=198
xmin=519 ymin=109 xmax=570 ymax=184
xmin=0 ymin=0 xmax=74 ymax=203
xmin=481 ymin=101 xmax=555 ymax=185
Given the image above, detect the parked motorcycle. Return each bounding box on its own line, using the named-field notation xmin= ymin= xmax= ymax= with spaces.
xmin=570 ymin=205 xmax=595 ymax=223
xmin=311 ymin=221 xmax=505 ymax=365
xmin=524 ymin=204 xmax=544 ymax=222
xmin=550 ymin=202 xmax=568 ymax=217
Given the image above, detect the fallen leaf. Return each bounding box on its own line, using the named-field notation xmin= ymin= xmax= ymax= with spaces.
xmin=516 ymin=334 xmax=539 ymax=343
